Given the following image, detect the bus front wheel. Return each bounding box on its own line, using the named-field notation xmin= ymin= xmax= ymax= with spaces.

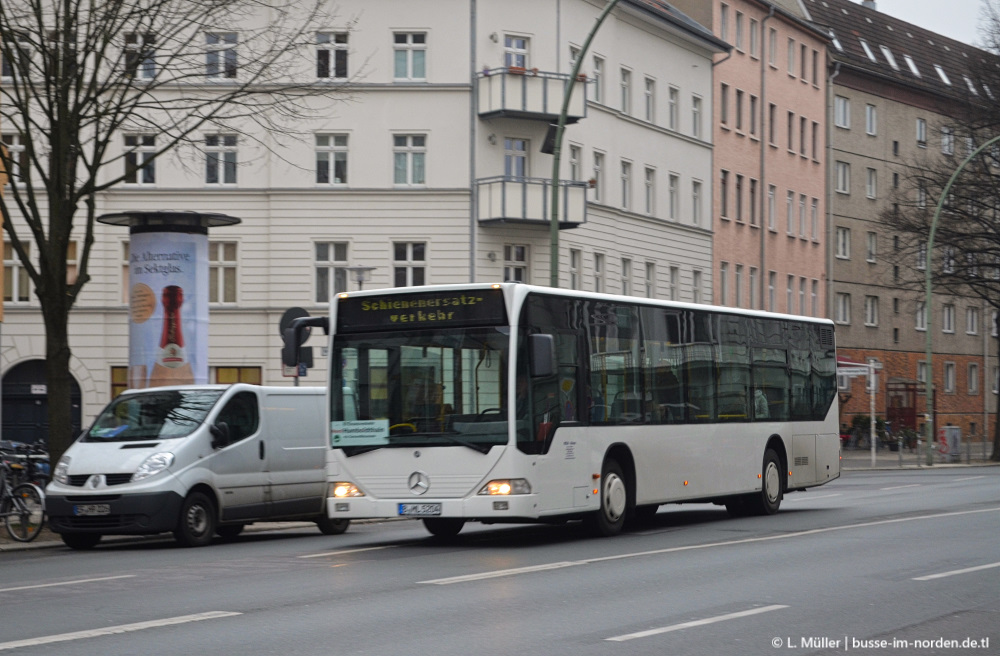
xmin=748 ymin=448 xmax=783 ymax=516
xmin=423 ymin=518 xmax=465 ymax=537
xmin=588 ymin=458 xmax=627 ymax=537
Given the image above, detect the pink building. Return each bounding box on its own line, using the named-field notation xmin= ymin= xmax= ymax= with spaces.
xmin=673 ymin=0 xmax=829 ymax=317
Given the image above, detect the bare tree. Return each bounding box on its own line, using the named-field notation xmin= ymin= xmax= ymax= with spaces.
xmin=883 ymin=5 xmax=1000 ymax=461
xmin=0 ymin=0 xmax=353 ymax=462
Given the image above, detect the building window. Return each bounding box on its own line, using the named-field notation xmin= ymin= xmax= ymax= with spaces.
xmin=735 ymin=89 xmax=744 ymax=131
xmin=786 ymin=190 xmax=794 ymax=235
xmin=125 ymin=32 xmax=156 ymax=79
xmin=668 ymin=173 xmax=679 ymax=220
xmin=592 ymin=56 xmax=604 ymax=103
xmin=504 ymin=35 xmax=529 ymax=68
xmin=749 ymin=95 xmax=758 ymax=137
xmin=1 ymin=134 xmax=28 ymax=186
xmin=111 ymin=366 xmax=129 ymax=399
xmin=644 ymin=167 xmax=655 ymax=215
xmin=916 ymin=118 xmax=927 ymax=147
xmin=768 ymin=272 xmax=776 ymax=311
xmin=768 ymin=27 xmax=777 ymax=66
xmin=786 ymin=275 xmax=794 ymax=313
xmin=3 ymin=242 xmax=30 ymax=304
xmin=504 ymin=244 xmax=528 ymax=282
xmin=749 ymin=18 xmax=759 ymax=57
xmin=865 ymin=104 xmax=877 ymax=135
xmin=969 ymin=363 xmax=980 ymax=395
xmin=208 ymin=242 xmax=237 ymax=303
xmin=719 ymin=262 xmax=729 ymax=306
xmin=811 ymin=280 xmax=819 ymax=316
xmin=620 ymin=67 xmax=631 ymax=114
xmin=205 ymin=134 xmax=237 ymax=184
xmin=916 ymin=302 xmax=927 ymax=331
xmin=835 ymin=227 xmax=850 ymax=259
xmin=593 ymin=151 xmax=604 ymax=202
xmin=720 ymin=83 xmax=729 ymax=125
xmin=317 ymin=32 xmax=348 ymax=79
xmin=692 ymin=180 xmax=702 ymax=226
xmin=735 ymin=11 xmax=744 ymax=50
xmin=569 ymin=145 xmax=581 ymax=181
xmin=943 ymin=304 xmax=955 ymax=333
xmin=205 ymin=32 xmax=238 ymax=79
xmin=668 ymin=86 xmax=679 ymax=131
xmin=316 ymin=134 xmax=348 ymax=184
xmin=620 ymin=160 xmax=632 ymax=210
xmin=393 ymin=135 xmax=426 ymax=186
xmin=1 ymin=32 xmax=31 ymax=81
xmin=692 ymin=270 xmax=702 ymax=303
xmin=944 ymin=362 xmax=956 ymax=393
xmin=670 ymin=266 xmax=679 ymax=301
xmin=569 ymin=249 xmax=581 ymax=290
xmin=835 ymin=292 xmax=850 ymax=324
xmin=967 ymin=307 xmax=980 ymax=334
xmin=644 ymin=77 xmax=656 ymax=122
xmin=505 ymin=137 xmax=529 ymax=178
xmin=645 ymin=262 xmax=656 ymax=298
xmin=749 ymin=179 xmax=758 ymax=226
xmin=394 ymin=32 xmax=427 ymax=80
xmin=621 ymin=258 xmax=632 ymax=295
xmin=594 ymin=253 xmax=605 ymax=292
xmin=917 ymin=241 xmax=927 ymax=270
xmin=799 ymin=277 xmax=807 ymax=315
xmin=124 ymin=134 xmax=156 ymax=185
xmin=749 ymin=267 xmax=758 ymax=309
xmin=720 ymin=170 xmax=729 ymax=218
xmin=316 ymin=242 xmax=348 ymax=302
xmin=835 ymin=161 xmax=850 ymax=194
xmin=393 ymin=242 xmax=426 ymax=287
xmin=864 ymin=296 xmax=879 ymax=326
xmin=767 ymin=185 xmax=776 ymax=230
xmin=866 ymin=232 xmax=877 ymax=262
xmin=834 ymin=96 xmax=850 ymax=128
xmin=866 ymin=168 xmax=877 ymax=199
xmin=735 ymin=175 xmax=744 ymax=222
xmin=735 ymin=264 xmax=744 ymax=307
xmin=941 ymin=126 xmax=955 ymax=155
xmin=811 ymin=199 xmax=819 ymax=240
xmin=691 ymin=95 xmax=702 ymax=138
xmin=215 ymin=367 xmax=262 ymax=385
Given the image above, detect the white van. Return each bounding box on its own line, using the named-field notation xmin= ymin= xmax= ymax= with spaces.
xmin=46 ymin=384 xmax=348 ymax=549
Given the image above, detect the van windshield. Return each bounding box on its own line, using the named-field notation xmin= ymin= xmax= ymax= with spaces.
xmin=84 ymin=390 xmax=225 ymax=442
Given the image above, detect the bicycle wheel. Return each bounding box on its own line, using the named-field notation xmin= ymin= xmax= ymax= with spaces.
xmin=3 ymin=483 xmax=45 ymax=542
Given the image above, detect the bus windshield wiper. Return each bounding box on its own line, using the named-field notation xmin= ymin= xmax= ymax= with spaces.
xmin=398 ymin=432 xmax=493 ymax=454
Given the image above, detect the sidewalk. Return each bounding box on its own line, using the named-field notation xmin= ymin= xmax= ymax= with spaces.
xmin=840 ymin=442 xmax=997 ymax=471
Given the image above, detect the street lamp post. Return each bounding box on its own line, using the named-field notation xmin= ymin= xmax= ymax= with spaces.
xmin=922 ymin=134 xmax=1000 ymax=466
xmin=549 ymin=0 xmax=622 ymax=288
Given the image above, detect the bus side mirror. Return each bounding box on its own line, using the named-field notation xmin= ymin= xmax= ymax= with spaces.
xmin=529 ymin=334 xmax=556 ymax=378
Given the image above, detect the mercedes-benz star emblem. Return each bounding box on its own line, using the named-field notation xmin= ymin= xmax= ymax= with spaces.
xmin=408 ymin=471 xmax=430 ymax=495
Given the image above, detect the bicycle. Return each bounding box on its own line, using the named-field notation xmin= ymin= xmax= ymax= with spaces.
xmin=0 ymin=458 xmax=46 ymax=542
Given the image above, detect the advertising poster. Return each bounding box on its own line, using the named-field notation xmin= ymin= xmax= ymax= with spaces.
xmin=128 ymin=231 xmax=209 ymax=388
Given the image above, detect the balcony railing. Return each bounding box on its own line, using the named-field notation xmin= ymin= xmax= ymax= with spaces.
xmin=476 ymin=176 xmax=588 ymax=229
xmin=477 ymin=68 xmax=587 ymax=123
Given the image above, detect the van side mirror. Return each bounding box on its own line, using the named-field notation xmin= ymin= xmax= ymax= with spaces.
xmin=210 ymin=422 xmax=231 ymax=449
xmin=529 ymin=334 xmax=556 ymax=378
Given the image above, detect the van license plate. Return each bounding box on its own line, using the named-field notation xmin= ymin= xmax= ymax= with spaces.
xmin=398 ymin=503 xmax=441 ymax=516
xmin=74 ymin=504 xmax=111 ymax=516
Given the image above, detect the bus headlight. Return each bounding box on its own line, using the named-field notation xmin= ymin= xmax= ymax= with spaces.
xmin=329 ymin=482 xmax=365 ymax=498
xmin=478 ymin=479 xmax=531 ymax=495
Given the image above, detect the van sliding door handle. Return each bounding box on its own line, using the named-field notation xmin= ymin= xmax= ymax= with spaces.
xmin=259 ymin=441 xmax=265 ymax=460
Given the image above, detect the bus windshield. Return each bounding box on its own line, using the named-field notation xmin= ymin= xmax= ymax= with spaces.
xmin=331 ymin=326 xmax=513 ymax=453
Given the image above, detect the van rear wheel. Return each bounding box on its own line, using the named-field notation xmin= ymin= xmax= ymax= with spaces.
xmin=215 ymin=523 xmax=245 ymax=540
xmin=61 ymin=533 xmax=102 ymax=550
xmin=174 ymin=492 xmax=216 ymax=547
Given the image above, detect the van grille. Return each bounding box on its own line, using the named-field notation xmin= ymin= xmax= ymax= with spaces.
xmin=67 ymin=474 xmax=133 ymax=487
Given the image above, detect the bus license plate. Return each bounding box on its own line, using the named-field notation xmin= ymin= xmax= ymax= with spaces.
xmin=74 ymin=504 xmax=111 ymax=516
xmin=398 ymin=503 xmax=441 ymax=516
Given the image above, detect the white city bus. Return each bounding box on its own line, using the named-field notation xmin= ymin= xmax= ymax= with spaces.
xmin=323 ymin=283 xmax=840 ymax=537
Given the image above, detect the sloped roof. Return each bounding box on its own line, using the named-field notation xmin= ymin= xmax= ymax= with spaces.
xmin=805 ymin=0 xmax=999 ymax=102
xmin=626 ymin=0 xmax=731 ymax=51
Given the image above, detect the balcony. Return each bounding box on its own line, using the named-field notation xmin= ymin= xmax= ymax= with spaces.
xmin=476 ymin=176 xmax=588 ymax=229
xmin=477 ymin=68 xmax=587 ymax=123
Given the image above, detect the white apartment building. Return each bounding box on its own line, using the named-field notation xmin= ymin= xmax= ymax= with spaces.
xmin=1 ymin=0 xmax=725 ymax=439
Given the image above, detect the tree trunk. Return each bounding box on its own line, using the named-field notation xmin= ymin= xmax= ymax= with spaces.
xmin=41 ymin=296 xmax=74 ymax=466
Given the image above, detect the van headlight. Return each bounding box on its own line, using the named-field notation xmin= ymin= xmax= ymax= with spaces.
xmin=53 ymin=455 xmax=71 ymax=485
xmin=478 ymin=479 xmax=531 ymax=495
xmin=134 ymin=453 xmax=175 ymax=481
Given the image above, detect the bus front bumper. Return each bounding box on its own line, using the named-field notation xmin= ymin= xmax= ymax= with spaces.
xmin=327 ymin=494 xmax=541 ymax=521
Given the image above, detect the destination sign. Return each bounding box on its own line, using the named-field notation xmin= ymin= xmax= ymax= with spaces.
xmin=337 ymin=289 xmax=508 ymax=333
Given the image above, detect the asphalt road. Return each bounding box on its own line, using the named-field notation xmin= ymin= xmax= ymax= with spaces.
xmin=1 ymin=467 xmax=997 ymax=656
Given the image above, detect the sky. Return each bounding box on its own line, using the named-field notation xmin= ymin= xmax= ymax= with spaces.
xmin=860 ymin=0 xmax=987 ymax=47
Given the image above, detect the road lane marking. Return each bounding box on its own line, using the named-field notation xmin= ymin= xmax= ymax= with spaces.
xmin=954 ymin=476 xmax=985 ymax=482
xmin=299 ymin=545 xmax=396 ymax=559
xmin=421 ymin=561 xmax=586 ymax=584
xmin=785 ymin=493 xmax=841 ymax=502
xmin=0 ymin=575 xmax=136 ymax=594
xmin=881 ymin=484 xmax=922 ymax=491
xmin=606 ymin=605 xmax=789 ymax=642
xmin=913 ymin=561 xmax=1000 ymax=581
xmin=417 ymin=506 xmax=1000 ymax=585
xmin=0 ymin=611 xmax=242 ymax=652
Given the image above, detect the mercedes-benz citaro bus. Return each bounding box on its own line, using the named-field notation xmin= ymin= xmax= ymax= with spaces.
xmin=323 ymin=283 xmax=840 ymax=537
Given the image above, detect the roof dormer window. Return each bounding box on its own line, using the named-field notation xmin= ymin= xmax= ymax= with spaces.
xmin=880 ymin=45 xmax=899 ymax=70
xmin=934 ymin=64 xmax=951 ymax=85
xmin=964 ymin=75 xmax=979 ymax=95
xmin=859 ymin=39 xmax=877 ymax=63
xmin=903 ymin=54 xmax=921 ymax=77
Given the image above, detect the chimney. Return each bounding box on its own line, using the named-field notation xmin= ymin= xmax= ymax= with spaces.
xmin=861 ymin=0 xmax=877 ymax=9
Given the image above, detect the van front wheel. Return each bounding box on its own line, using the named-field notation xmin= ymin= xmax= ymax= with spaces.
xmin=174 ymin=492 xmax=216 ymax=547
xmin=316 ymin=516 xmax=350 ymax=535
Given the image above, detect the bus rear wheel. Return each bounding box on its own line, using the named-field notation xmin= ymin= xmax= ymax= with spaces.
xmin=588 ymin=458 xmax=627 ymax=537
xmin=423 ymin=518 xmax=465 ymax=537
